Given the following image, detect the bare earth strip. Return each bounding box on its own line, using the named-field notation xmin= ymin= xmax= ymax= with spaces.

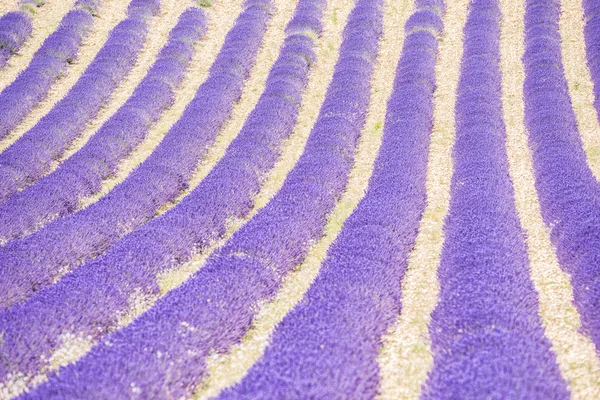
xmin=0 ymin=1 xmax=18 ymax=17
xmin=0 ymin=0 xmax=129 ymax=153
xmin=560 ymin=0 xmax=600 ymax=180
xmin=0 ymin=0 xmax=76 ymax=92
xmin=78 ymin=0 xmax=239 ymax=210
xmin=375 ymin=0 xmax=468 ymax=398
xmin=149 ymin=0 xmax=297 ymax=219
xmin=502 ymin=0 xmax=600 ymax=397
xmin=190 ymin=0 xmax=413 ymax=396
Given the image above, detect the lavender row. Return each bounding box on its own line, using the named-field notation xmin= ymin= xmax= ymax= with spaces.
xmin=0 ymin=0 xmax=157 ymax=203
xmin=421 ymin=0 xmax=567 ymax=397
xmin=583 ymin=0 xmax=600 ymax=119
xmin=0 ymin=7 xmax=207 ymax=245
xmin=524 ymin=0 xmax=600 ymax=354
xmin=0 ymin=0 xmax=277 ymax=386
xmin=0 ymin=0 xmax=272 ymax=311
xmin=0 ymin=0 xmax=54 ymax=69
xmin=221 ymin=3 xmax=442 ymax=398
xmin=0 ymin=0 xmax=311 ymax=389
xmin=0 ymin=0 xmax=97 ymax=140
xmin=16 ymin=0 xmax=384 ymax=397
xmin=0 ymin=8 xmax=32 ymax=70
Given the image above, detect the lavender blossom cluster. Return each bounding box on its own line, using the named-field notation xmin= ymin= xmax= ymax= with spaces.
xmin=0 ymin=7 xmax=207 ymax=244
xmin=524 ymin=0 xmax=600 ymax=356
xmin=0 ymin=0 xmax=272 ymax=312
xmin=12 ymin=0 xmax=384 ymax=398
xmin=0 ymin=1 xmax=277 ymax=392
xmin=422 ymin=0 xmax=568 ymax=397
xmin=0 ymin=0 xmax=58 ymax=68
xmin=0 ymin=0 xmax=97 ymax=140
xmin=583 ymin=0 xmax=600 ymax=117
xmin=0 ymin=0 xmax=159 ymax=203
xmin=0 ymin=9 xmax=32 ymax=70
xmin=220 ymin=1 xmax=443 ymax=398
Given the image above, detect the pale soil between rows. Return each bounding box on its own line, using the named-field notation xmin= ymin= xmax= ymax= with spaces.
xmin=375 ymin=0 xmax=467 ymax=397
xmin=505 ymin=0 xmax=600 ymax=397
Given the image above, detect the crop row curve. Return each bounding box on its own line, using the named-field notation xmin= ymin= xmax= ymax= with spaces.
xmin=0 ymin=6 xmax=207 ymax=244
xmin=13 ymin=0 xmax=382 ymax=397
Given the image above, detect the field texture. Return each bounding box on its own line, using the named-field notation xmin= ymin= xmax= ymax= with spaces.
xmin=1 ymin=0 xmax=600 ymax=398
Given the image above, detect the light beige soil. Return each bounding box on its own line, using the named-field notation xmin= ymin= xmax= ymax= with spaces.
xmin=504 ymin=0 xmax=600 ymax=397
xmin=0 ymin=1 xmax=18 ymax=17
xmin=560 ymin=0 xmax=600 ymax=180
xmin=376 ymin=0 xmax=468 ymax=398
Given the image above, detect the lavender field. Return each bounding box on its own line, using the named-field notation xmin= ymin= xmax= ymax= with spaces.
xmin=1 ymin=0 xmax=600 ymax=398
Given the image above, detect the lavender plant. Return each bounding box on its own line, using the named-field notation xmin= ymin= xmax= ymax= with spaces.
xmin=14 ymin=0 xmax=384 ymax=397
xmin=422 ymin=0 xmax=567 ymax=396
xmin=222 ymin=2 xmax=444 ymax=398
xmin=0 ymin=7 xmax=207 ymax=244
xmin=0 ymin=0 xmax=158 ymax=202
xmin=0 ymin=0 xmax=272 ymax=310
xmin=524 ymin=0 xmax=600 ymax=356
xmin=0 ymin=0 xmax=98 ymax=139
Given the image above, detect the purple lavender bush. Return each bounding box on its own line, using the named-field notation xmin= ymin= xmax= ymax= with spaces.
xmin=421 ymin=0 xmax=568 ymax=397
xmin=0 ymin=0 xmax=54 ymax=68
xmin=0 ymin=0 xmax=158 ymax=202
xmin=0 ymin=0 xmax=272 ymax=310
xmin=0 ymin=7 xmax=207 ymax=244
xmin=525 ymin=0 xmax=600 ymax=356
xmin=0 ymin=1 xmax=284 ymax=394
xmin=221 ymin=1 xmax=443 ymax=398
xmin=0 ymin=10 xmax=32 ymax=70
xmin=0 ymin=0 xmax=97 ymax=139
xmin=7 ymin=0 xmax=383 ymax=398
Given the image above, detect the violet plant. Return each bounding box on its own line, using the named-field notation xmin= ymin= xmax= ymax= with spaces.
xmin=524 ymin=0 xmax=600 ymax=356
xmin=0 ymin=0 xmax=158 ymax=202
xmin=0 ymin=7 xmax=207 ymax=244
xmin=0 ymin=0 xmax=272 ymax=310
xmin=221 ymin=1 xmax=444 ymax=398
xmin=0 ymin=10 xmax=32 ymax=70
xmin=421 ymin=0 xmax=567 ymax=397
xmin=0 ymin=0 xmax=98 ymax=139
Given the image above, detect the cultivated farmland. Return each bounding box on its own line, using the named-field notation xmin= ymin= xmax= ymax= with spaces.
xmin=1 ymin=0 xmax=600 ymax=398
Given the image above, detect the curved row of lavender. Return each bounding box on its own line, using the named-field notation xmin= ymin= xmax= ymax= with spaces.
xmin=0 ymin=0 xmax=273 ymax=311
xmin=524 ymin=0 xmax=600 ymax=354
xmin=0 ymin=0 xmax=98 ymax=140
xmin=0 ymin=0 xmax=312 ymax=392
xmin=0 ymin=0 xmax=61 ymax=69
xmin=0 ymin=0 xmax=159 ymax=203
xmin=0 ymin=0 xmax=277 ymax=390
xmin=421 ymin=0 xmax=568 ymax=397
xmin=583 ymin=0 xmax=600 ymax=120
xmin=220 ymin=1 xmax=442 ymax=398
xmin=16 ymin=0 xmax=383 ymax=397
xmin=0 ymin=7 xmax=207 ymax=245
xmin=0 ymin=0 xmax=36 ymax=70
